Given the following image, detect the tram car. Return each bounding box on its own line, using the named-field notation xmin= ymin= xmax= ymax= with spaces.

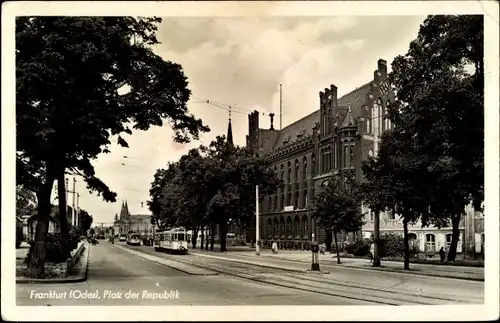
xmin=154 ymin=227 xmax=189 ymax=254
xmin=127 ymin=232 xmax=141 ymax=246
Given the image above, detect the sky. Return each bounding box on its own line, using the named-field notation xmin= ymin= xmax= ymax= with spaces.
xmin=58 ymin=15 xmax=428 ymax=226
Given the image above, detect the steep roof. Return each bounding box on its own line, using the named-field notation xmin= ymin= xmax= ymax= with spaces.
xmin=262 ymin=82 xmax=370 ymax=150
xmin=272 ymin=110 xmax=320 ymax=149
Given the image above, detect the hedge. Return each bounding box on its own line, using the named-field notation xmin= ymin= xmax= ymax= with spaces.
xmin=25 ymin=232 xmax=80 ymax=264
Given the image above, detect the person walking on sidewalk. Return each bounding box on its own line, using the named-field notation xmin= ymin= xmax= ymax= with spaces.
xmin=439 ymin=246 xmax=445 ymax=262
xmin=272 ymin=241 xmax=278 ymax=254
xmin=369 ymin=242 xmax=375 ymax=262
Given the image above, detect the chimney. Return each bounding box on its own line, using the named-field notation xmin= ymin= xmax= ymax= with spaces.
xmin=330 ymin=84 xmax=338 ymax=106
xmin=378 ymin=59 xmax=388 ymax=77
xmin=269 ymin=113 xmax=275 ymax=130
xmin=373 ymin=70 xmax=381 ymax=84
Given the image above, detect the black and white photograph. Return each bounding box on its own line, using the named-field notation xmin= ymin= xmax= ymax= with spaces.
xmin=2 ymin=1 xmax=499 ymax=321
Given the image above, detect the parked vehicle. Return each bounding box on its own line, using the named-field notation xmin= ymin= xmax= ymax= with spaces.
xmin=119 ymin=234 xmax=127 ymax=242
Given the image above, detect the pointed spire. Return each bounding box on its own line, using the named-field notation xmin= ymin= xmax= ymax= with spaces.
xmin=341 ymin=104 xmax=355 ymax=128
xmin=124 ymin=200 xmax=129 ymax=217
xmin=227 ymin=106 xmax=234 ymax=146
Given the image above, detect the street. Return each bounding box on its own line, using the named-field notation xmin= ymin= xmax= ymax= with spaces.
xmin=17 ymin=241 xmax=484 ymax=306
xmin=17 ymin=242 xmax=376 ymax=306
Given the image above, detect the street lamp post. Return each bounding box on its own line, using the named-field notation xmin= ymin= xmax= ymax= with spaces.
xmin=255 ymin=185 xmax=260 ymax=256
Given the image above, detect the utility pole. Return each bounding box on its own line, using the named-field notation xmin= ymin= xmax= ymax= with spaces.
xmin=255 ymin=185 xmax=260 ymax=256
xmin=66 ymin=177 xmax=77 ymax=227
xmin=72 ymin=178 xmax=76 ymax=227
xmin=76 ymin=193 xmax=80 ymax=227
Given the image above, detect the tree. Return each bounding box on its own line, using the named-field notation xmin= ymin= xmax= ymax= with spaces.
xmin=16 ymin=17 xmax=209 ymax=278
xmin=149 ymin=136 xmax=282 ymax=252
xmin=203 ymin=136 xmax=281 ymax=252
xmin=16 ymin=185 xmax=37 ymax=216
xmin=390 ymin=15 xmax=483 ymax=261
xmin=311 ymin=174 xmax=364 ymax=264
xmin=79 ymin=209 xmax=93 ymax=235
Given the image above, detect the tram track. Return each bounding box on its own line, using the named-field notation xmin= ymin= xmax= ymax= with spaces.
xmin=121 ymin=244 xmax=478 ymax=306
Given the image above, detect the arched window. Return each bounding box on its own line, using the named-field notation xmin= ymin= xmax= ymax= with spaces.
xmin=303 ymin=189 xmax=308 ymax=209
xmin=294 ymin=191 xmax=299 ymax=209
xmin=349 ymin=143 xmax=355 ymax=168
xmin=294 ymin=159 xmax=299 ymax=182
xmin=302 ymin=157 xmax=307 ymax=181
xmin=385 ymin=100 xmax=391 ymax=130
xmin=280 ymin=164 xmax=284 ymax=181
xmin=311 ymin=153 xmax=316 ymax=176
xmin=323 ymin=148 xmax=329 ymax=174
xmin=287 ymin=161 xmax=292 ymax=184
xmin=333 ymin=141 xmax=337 ymax=169
xmin=426 ymin=234 xmax=436 ymax=252
xmin=446 ymin=234 xmax=452 ymax=250
xmin=371 ymin=103 xmax=377 ymax=135
xmin=280 ymin=194 xmax=284 ymax=210
xmin=287 ymin=192 xmax=292 ymax=207
xmin=344 ymin=143 xmax=349 ymax=168
xmin=377 ymin=98 xmax=383 ymax=135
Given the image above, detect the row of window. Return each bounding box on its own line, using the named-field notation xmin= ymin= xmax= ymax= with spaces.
xmin=266 ymin=217 xmax=309 ymax=237
xmin=272 ymin=155 xmax=316 ymax=185
xmin=366 ymin=98 xmax=392 ymax=136
xmin=409 ymin=233 xmax=455 ymax=252
xmin=320 ymin=141 xmax=355 ymax=174
xmin=266 ymin=188 xmax=310 ymax=213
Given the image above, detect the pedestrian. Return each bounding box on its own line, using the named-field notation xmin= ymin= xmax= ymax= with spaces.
xmin=320 ymin=242 xmax=326 ymax=255
xmin=272 ymin=241 xmax=278 ymax=254
xmin=369 ymin=242 xmax=375 ymax=262
xmin=439 ymin=246 xmax=445 ymax=262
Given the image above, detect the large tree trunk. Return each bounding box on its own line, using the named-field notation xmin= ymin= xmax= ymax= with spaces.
xmin=403 ymin=215 xmax=410 ymax=270
xmin=57 ymin=169 xmax=69 ymax=239
xmin=27 ymin=171 xmax=55 ymax=278
xmin=220 ymin=223 xmax=228 ymax=252
xmin=447 ymin=214 xmax=461 ymax=261
xmin=191 ymin=228 xmax=198 ymax=249
xmin=210 ymin=223 xmax=215 ymax=251
xmin=333 ymin=230 xmax=341 ymax=264
xmin=200 ymin=225 xmax=204 ymax=250
xmin=204 ymin=225 xmax=209 ymax=250
xmin=373 ymin=210 xmax=381 ymax=267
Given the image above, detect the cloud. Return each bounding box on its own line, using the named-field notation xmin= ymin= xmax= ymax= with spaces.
xmin=79 ymin=15 xmax=427 ymax=224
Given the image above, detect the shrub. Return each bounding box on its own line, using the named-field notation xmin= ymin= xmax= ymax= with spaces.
xmin=25 ymin=233 xmax=79 ymax=264
xmin=378 ymin=233 xmax=419 ymax=258
xmin=345 ymin=239 xmax=371 ymax=256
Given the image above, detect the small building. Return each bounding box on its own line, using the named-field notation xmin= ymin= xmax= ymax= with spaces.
xmin=27 ymin=214 xmax=59 ymax=242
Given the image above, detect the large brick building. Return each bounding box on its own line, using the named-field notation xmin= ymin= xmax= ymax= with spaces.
xmin=246 ymin=59 xmax=395 ymax=250
xmin=244 ymin=58 xmax=484 ymax=259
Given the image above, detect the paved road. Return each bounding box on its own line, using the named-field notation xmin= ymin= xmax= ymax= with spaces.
xmin=16 ymin=242 xmax=375 ymax=306
xmin=120 ymin=243 xmax=483 ymax=305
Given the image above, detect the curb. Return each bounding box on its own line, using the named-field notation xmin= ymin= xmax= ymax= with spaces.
xmin=219 ymin=253 xmax=484 ymax=282
xmin=16 ymin=244 xmax=90 ymax=285
xmin=340 ymin=264 xmax=485 ymax=282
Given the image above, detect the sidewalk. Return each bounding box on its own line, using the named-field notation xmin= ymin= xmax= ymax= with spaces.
xmin=16 ymin=242 xmax=90 ymax=284
xmin=235 ymin=250 xmax=485 ymax=281
xmin=189 ymin=246 xmax=484 ymax=281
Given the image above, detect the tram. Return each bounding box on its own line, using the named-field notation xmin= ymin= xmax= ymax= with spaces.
xmin=127 ymin=232 xmax=141 ymax=246
xmin=154 ymin=227 xmax=189 ymax=254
